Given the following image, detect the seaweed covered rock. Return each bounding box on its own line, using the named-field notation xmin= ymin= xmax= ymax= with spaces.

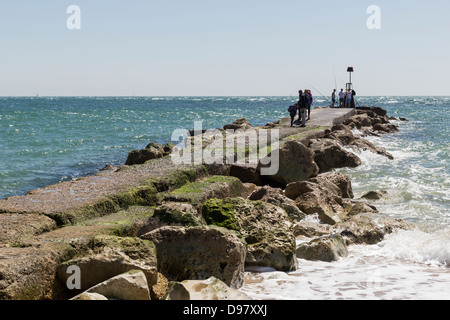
xmin=248 ymin=186 xmax=306 ymax=222
xmin=141 ymin=226 xmax=246 ymax=289
xmin=137 ymin=202 xmax=204 ymax=236
xmin=164 ymin=176 xmax=244 ymax=210
xmin=202 ymin=198 xmax=297 ymax=271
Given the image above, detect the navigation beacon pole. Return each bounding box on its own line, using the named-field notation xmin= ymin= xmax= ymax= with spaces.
xmin=346 ymin=67 xmax=359 ymax=108
xmin=346 ymin=67 xmax=354 ymax=91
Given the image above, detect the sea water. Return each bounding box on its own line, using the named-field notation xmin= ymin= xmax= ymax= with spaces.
xmin=0 ymin=96 xmax=288 ymax=199
xmin=1 ymin=96 xmax=449 ymax=300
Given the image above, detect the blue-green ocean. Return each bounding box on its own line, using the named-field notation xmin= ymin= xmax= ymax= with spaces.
xmin=1 ymin=96 xmax=449 ymax=299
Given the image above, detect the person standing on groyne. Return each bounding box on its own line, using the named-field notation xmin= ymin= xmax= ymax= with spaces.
xmin=305 ymin=89 xmax=313 ymax=120
xmin=351 ymin=89 xmax=356 ymax=108
xmin=297 ymin=90 xmax=308 ymax=127
xmin=339 ymin=89 xmax=345 ymax=107
xmin=345 ymin=89 xmax=352 ymax=108
xmin=331 ymin=89 xmax=337 ymax=107
xmin=288 ymin=102 xmax=298 ymax=127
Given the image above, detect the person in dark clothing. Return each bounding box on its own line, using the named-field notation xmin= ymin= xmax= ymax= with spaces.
xmin=351 ymin=89 xmax=356 ymax=108
xmin=288 ymin=103 xmax=298 ymax=127
xmin=305 ymin=89 xmax=312 ymax=120
xmin=298 ymin=90 xmax=303 ymax=119
xmin=331 ymin=89 xmax=336 ymax=107
xmin=298 ymin=90 xmax=308 ymax=127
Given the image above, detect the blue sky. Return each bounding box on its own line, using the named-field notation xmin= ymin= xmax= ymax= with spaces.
xmin=0 ymin=0 xmax=449 ymax=96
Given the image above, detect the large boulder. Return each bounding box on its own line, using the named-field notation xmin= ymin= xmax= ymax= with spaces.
xmin=328 ymin=124 xmax=357 ymax=146
xmin=70 ymin=292 xmax=109 ymax=300
xmin=356 ymin=106 xmax=387 ymax=117
xmin=163 ymin=176 xmax=245 ymax=211
xmin=164 ymin=277 xmax=251 ymax=300
xmin=258 ymin=140 xmax=319 ymax=187
xmin=0 ymin=244 xmax=68 ymax=300
xmin=285 ymin=181 xmax=348 ymax=225
xmin=293 ymin=218 xmax=333 ymax=238
xmin=308 ymin=138 xmax=361 ymax=173
xmin=361 ymin=190 xmax=388 ymax=201
xmin=223 ymin=118 xmax=252 ymax=132
xmin=125 ymin=142 xmax=174 ymax=165
xmin=141 ymin=226 xmax=246 ymax=289
xmin=248 ymin=186 xmax=306 ymax=222
xmin=333 ymin=212 xmax=416 ymax=245
xmin=308 ymin=172 xmax=354 ymax=199
xmin=295 ymin=186 xmax=347 ymax=225
xmin=137 ymin=202 xmax=204 ymax=236
xmin=56 ymin=235 xmax=158 ymax=297
xmin=125 ymin=143 xmax=163 ymax=166
xmin=346 ymin=199 xmax=378 ymax=216
xmin=202 ymin=198 xmax=297 ymax=271
xmin=71 ymin=270 xmax=151 ymax=300
xmin=285 ymin=181 xmax=317 ymax=200
xmin=296 ymin=234 xmax=348 ymax=262
xmin=229 ymin=164 xmax=263 ymax=185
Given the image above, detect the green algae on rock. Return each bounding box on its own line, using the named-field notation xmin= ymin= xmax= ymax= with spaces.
xmin=202 ymin=197 xmax=297 ymax=271
xmin=165 ymin=176 xmax=244 ymax=209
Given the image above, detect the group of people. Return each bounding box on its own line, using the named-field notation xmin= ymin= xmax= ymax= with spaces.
xmin=288 ymin=87 xmax=357 ymax=127
xmin=288 ymin=89 xmax=313 ymax=127
xmin=332 ymin=88 xmax=356 ymax=108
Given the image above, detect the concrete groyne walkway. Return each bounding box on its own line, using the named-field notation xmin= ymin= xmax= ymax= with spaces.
xmin=280 ymin=107 xmax=356 ymax=128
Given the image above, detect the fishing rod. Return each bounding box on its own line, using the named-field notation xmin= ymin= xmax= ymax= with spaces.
xmin=306 ymin=83 xmax=333 ymax=106
xmin=333 ymin=67 xmax=338 ymax=92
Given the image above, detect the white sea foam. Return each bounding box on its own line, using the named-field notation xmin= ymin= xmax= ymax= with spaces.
xmin=301 ymin=213 xmax=321 ymax=224
xmin=377 ymin=229 xmax=450 ymax=267
xmin=240 ymin=235 xmax=450 ymax=300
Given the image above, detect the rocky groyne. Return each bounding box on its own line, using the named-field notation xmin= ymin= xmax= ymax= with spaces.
xmin=0 ymin=107 xmax=414 ymax=300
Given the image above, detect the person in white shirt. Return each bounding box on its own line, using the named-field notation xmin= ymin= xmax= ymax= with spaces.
xmin=345 ymin=89 xmax=352 ymax=108
xmin=339 ymin=89 xmax=345 ymax=107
